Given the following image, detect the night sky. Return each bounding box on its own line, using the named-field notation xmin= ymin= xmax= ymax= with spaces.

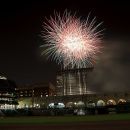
xmin=0 ymin=0 xmax=130 ymax=92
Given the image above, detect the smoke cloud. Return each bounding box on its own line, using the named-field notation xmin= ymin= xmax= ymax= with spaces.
xmin=88 ymin=39 xmax=130 ymax=93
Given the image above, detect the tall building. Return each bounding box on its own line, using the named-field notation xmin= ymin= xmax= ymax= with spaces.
xmin=56 ymin=67 xmax=93 ymax=96
xmin=0 ymin=75 xmax=18 ymax=109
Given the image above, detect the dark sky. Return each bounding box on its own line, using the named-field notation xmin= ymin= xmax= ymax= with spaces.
xmin=0 ymin=0 xmax=130 ymax=92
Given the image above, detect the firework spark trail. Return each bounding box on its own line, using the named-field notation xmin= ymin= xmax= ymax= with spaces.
xmin=41 ymin=11 xmax=103 ymax=69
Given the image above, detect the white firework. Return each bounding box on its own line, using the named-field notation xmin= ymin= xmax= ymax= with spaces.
xmin=41 ymin=11 xmax=103 ymax=69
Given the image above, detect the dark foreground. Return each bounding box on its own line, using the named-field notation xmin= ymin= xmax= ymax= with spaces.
xmin=0 ymin=120 xmax=130 ymax=130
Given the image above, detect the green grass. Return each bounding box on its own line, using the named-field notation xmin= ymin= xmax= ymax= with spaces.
xmin=0 ymin=114 xmax=130 ymax=125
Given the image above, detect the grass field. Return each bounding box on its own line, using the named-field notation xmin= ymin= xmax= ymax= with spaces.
xmin=0 ymin=113 xmax=130 ymax=125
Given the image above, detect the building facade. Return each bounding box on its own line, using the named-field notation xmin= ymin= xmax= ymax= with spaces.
xmin=16 ymin=81 xmax=130 ymax=109
xmin=56 ymin=67 xmax=93 ymax=96
xmin=0 ymin=75 xmax=18 ymax=110
xmin=16 ymin=82 xmax=55 ymax=108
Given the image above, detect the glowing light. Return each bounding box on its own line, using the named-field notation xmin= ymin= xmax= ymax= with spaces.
xmin=0 ymin=76 xmax=7 ymax=80
xmin=41 ymin=11 xmax=103 ymax=68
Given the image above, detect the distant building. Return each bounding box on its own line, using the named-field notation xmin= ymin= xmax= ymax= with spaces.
xmin=16 ymin=82 xmax=55 ymax=98
xmin=16 ymin=82 xmax=55 ymax=108
xmin=0 ymin=75 xmax=18 ymax=109
xmin=56 ymin=67 xmax=94 ymax=96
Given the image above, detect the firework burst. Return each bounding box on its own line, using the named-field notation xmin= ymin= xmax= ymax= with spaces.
xmin=41 ymin=11 xmax=103 ymax=68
